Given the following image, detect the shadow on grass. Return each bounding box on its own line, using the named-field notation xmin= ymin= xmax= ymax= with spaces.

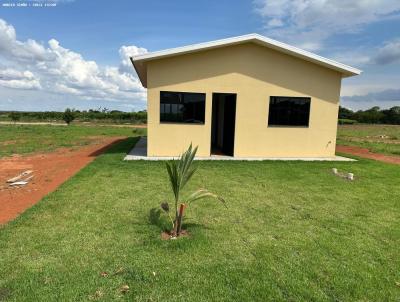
xmin=149 ymin=207 xmax=170 ymax=231
xmin=89 ymin=136 xmax=142 ymax=156
xmin=89 ymin=138 xmax=128 ymax=156
xmin=0 ymin=287 xmax=11 ymax=301
xmin=149 ymin=207 xmax=208 ymax=233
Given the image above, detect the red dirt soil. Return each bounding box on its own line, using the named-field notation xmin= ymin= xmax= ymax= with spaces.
xmin=337 ymin=145 xmax=400 ymax=165
xmin=0 ymin=137 xmax=126 ymax=225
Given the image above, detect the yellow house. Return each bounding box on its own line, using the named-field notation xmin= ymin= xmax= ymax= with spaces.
xmin=131 ymin=34 xmax=361 ymax=159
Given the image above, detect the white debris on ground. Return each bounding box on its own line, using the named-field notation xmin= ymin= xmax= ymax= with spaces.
xmin=332 ymin=168 xmax=355 ymax=181
xmin=6 ymin=170 xmax=34 ymax=187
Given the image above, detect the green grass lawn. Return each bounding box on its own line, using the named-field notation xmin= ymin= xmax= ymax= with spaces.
xmin=337 ymin=124 xmax=400 ymax=156
xmin=0 ymin=138 xmax=399 ymax=301
xmin=0 ymin=124 xmax=146 ymax=158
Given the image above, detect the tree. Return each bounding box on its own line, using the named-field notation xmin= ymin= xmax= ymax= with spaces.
xmin=356 ymin=106 xmax=385 ymax=124
xmin=161 ymin=144 xmax=226 ymax=237
xmin=382 ymin=106 xmax=400 ymax=124
xmin=338 ymin=106 xmax=354 ymax=120
xmin=9 ymin=111 xmax=21 ymax=123
xmin=62 ymin=108 xmax=75 ymax=125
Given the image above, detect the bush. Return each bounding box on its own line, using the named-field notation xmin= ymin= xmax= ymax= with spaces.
xmin=338 ymin=119 xmax=358 ymax=125
xmin=9 ymin=111 xmax=21 ymax=123
xmin=62 ymin=108 xmax=75 ymax=125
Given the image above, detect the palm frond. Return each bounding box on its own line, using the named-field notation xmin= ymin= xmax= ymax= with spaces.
xmin=166 ymin=161 xmax=179 ymax=202
xmin=186 ymin=188 xmax=227 ymax=207
xmin=181 ymin=166 xmax=197 ymax=189
xmin=178 ymin=144 xmax=197 ymax=190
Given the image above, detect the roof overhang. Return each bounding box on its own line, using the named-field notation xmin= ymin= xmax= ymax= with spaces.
xmin=131 ymin=33 xmax=362 ymax=88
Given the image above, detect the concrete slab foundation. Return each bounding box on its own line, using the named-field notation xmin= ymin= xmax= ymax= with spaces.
xmin=124 ymin=137 xmax=356 ymax=162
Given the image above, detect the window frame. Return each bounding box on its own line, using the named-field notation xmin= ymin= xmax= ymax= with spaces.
xmin=267 ymin=96 xmax=311 ymax=128
xmin=159 ymin=91 xmax=206 ymax=125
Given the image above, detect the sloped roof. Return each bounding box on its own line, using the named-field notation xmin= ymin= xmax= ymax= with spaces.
xmin=131 ymin=33 xmax=361 ymax=88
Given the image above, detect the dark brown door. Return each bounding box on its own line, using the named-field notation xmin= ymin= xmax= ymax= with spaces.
xmin=211 ymin=93 xmax=236 ymax=156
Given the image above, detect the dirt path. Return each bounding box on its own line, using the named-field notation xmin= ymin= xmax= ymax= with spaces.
xmin=0 ymin=121 xmax=66 ymax=126
xmin=337 ymin=145 xmax=400 ymax=165
xmin=0 ymin=137 xmax=126 ymax=225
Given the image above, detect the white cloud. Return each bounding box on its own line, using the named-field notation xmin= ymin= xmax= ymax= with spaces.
xmin=0 ymin=79 xmax=41 ymax=90
xmin=0 ymin=18 xmax=147 ymax=109
xmin=341 ymin=83 xmax=389 ymax=97
xmin=118 ymin=45 xmax=147 ymax=74
xmin=341 ymin=66 xmax=400 ymax=95
xmin=53 ymin=83 xmax=81 ymax=95
xmin=0 ymin=19 xmax=53 ymax=61
xmin=372 ymin=39 xmax=400 ymax=65
xmin=327 ymin=37 xmax=400 ymax=69
xmin=254 ymin=0 xmax=400 ymax=51
xmin=331 ymin=50 xmax=372 ymax=67
xmin=267 ymin=18 xmax=283 ymax=28
xmin=343 ymin=89 xmax=400 ymax=103
xmin=0 ymin=19 xmax=16 ymax=50
xmin=341 ymin=88 xmax=400 ymax=110
xmin=0 ymin=68 xmax=41 ymax=90
xmin=0 ymin=69 xmax=34 ymax=80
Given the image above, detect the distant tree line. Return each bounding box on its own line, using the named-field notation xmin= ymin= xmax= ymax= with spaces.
xmin=339 ymin=106 xmax=400 ymax=125
xmin=0 ymin=108 xmax=147 ymax=124
xmin=4 ymin=106 xmax=399 ymax=125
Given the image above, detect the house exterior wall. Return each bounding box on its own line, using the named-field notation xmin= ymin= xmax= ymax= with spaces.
xmin=146 ymin=43 xmax=342 ymax=157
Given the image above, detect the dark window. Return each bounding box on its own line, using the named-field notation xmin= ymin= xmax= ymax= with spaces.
xmin=268 ymin=96 xmax=311 ymax=127
xmin=160 ymin=91 xmax=206 ymax=124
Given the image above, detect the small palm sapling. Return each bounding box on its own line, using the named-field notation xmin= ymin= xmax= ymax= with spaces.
xmin=161 ymin=144 xmax=226 ymax=237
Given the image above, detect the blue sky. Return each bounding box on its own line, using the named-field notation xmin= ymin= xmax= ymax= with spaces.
xmin=0 ymin=0 xmax=400 ymax=112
